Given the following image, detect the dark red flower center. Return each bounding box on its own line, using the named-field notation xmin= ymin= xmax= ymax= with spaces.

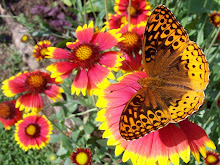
xmin=0 ymin=102 xmax=15 ymax=119
xmin=118 ymin=32 xmax=142 ymax=54
xmin=25 ymin=124 xmax=41 ymax=137
xmin=127 ymin=4 xmax=141 ymax=17
xmin=25 ymin=73 xmax=47 ymax=93
xmin=210 ymin=12 xmax=220 ymax=26
xmin=71 ymin=43 xmax=101 ymax=68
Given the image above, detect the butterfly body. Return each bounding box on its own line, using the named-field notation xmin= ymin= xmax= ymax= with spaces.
xmin=119 ymin=5 xmax=209 ymax=141
xmin=137 ymin=77 xmax=166 ymax=88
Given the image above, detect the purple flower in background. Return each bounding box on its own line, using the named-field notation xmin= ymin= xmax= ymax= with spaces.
xmin=30 ymin=5 xmax=45 ymax=15
xmin=30 ymin=4 xmax=77 ymax=29
xmin=47 ymin=6 xmax=59 ymax=16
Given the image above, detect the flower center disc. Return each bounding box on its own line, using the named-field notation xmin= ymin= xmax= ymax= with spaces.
xmin=0 ymin=103 xmax=11 ymax=119
xmin=76 ymin=152 xmax=88 ymax=165
xmin=206 ymin=155 xmax=218 ymax=164
xmin=127 ymin=6 xmax=136 ymax=16
xmin=75 ymin=45 xmax=93 ymax=61
xmin=26 ymin=124 xmax=37 ymax=136
xmin=122 ymin=32 xmax=139 ymax=47
xmin=214 ymin=15 xmax=220 ymax=23
xmin=40 ymin=48 xmax=48 ymax=56
xmin=25 ymin=74 xmax=47 ymax=92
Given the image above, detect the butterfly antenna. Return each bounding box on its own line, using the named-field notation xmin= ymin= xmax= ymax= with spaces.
xmin=119 ymin=55 xmax=135 ymax=72
xmin=109 ymin=82 xmax=138 ymax=93
xmin=119 ymin=55 xmax=143 ymax=80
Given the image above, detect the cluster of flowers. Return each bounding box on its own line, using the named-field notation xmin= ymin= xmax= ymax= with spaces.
xmin=1 ymin=0 xmax=220 ymax=165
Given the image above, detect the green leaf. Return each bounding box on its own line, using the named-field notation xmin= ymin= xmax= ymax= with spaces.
xmin=57 ymin=146 xmax=68 ymax=156
xmin=196 ymin=29 xmax=204 ymax=47
xmin=71 ymin=117 xmax=83 ymax=125
xmin=63 ymin=0 xmax=73 ymax=7
xmin=96 ymin=139 xmax=107 ymax=147
xmin=50 ymin=134 xmax=63 ymax=143
xmin=67 ymin=8 xmax=79 ymax=14
xmin=84 ymin=122 xmax=95 ymax=135
xmin=64 ymin=158 xmax=72 ymax=165
xmin=56 ymin=38 xmax=74 ymax=48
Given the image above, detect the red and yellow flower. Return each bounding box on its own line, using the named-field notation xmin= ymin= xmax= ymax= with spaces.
xmin=114 ymin=0 xmax=152 ymax=26
xmin=116 ymin=24 xmax=145 ymax=72
xmin=14 ymin=112 xmax=53 ymax=151
xmin=46 ymin=21 xmax=123 ymax=96
xmin=33 ymin=40 xmax=51 ymax=61
xmin=204 ymin=150 xmax=220 ymax=165
xmin=2 ymin=70 xmax=63 ymax=113
xmin=96 ymin=71 xmax=216 ymax=165
xmin=0 ymin=100 xmax=22 ymax=130
xmin=209 ymin=11 xmax=220 ymax=27
xmin=21 ymin=34 xmax=29 ymax=43
xmin=106 ymin=14 xmax=127 ymax=30
xmin=70 ymin=148 xmax=92 ymax=165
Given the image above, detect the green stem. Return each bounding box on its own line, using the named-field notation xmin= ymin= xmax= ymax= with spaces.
xmin=154 ymin=0 xmax=157 ymax=7
xmin=161 ymin=0 xmax=164 ymax=5
xmin=165 ymin=0 xmax=169 ymax=7
xmin=42 ymin=111 xmax=79 ymax=147
xmin=210 ymin=91 xmax=220 ymax=111
xmin=89 ymin=0 xmax=97 ymax=21
xmin=0 ymin=15 xmax=17 ymax=18
xmin=208 ymin=45 xmax=220 ymax=64
xmin=173 ymin=0 xmax=180 ymax=16
xmin=205 ymin=26 xmax=220 ymax=56
xmin=2 ymin=0 xmax=7 ymax=11
xmin=92 ymin=95 xmax=97 ymax=108
xmin=183 ymin=0 xmax=190 ymax=27
xmin=67 ymin=108 xmax=97 ymax=118
xmin=128 ymin=0 xmax=131 ymax=30
xmin=105 ymin=0 xmax=109 ymax=22
xmin=203 ymin=0 xmax=208 ymax=8
xmin=84 ymin=0 xmax=87 ymax=24
xmin=50 ymin=32 xmax=67 ymax=39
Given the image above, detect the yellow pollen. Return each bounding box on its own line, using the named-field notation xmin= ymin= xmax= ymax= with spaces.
xmin=40 ymin=48 xmax=48 ymax=56
xmin=213 ymin=15 xmax=220 ymax=23
xmin=26 ymin=124 xmax=36 ymax=136
xmin=121 ymin=32 xmax=139 ymax=47
xmin=76 ymin=152 xmax=88 ymax=165
xmin=206 ymin=155 xmax=218 ymax=164
xmin=0 ymin=103 xmax=10 ymax=119
xmin=121 ymin=16 xmax=127 ymax=24
xmin=75 ymin=45 xmax=93 ymax=61
xmin=26 ymin=74 xmax=46 ymax=88
xmin=127 ymin=6 xmax=136 ymax=16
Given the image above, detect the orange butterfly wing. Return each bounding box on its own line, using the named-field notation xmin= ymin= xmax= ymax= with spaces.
xmin=119 ymin=5 xmax=209 ymax=140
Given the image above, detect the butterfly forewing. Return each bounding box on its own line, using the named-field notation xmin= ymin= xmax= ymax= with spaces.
xmin=142 ymin=5 xmax=189 ymax=77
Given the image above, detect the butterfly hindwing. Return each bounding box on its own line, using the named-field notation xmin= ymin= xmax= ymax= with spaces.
xmin=157 ymin=41 xmax=209 ymax=122
xmin=119 ymin=88 xmax=171 ymax=140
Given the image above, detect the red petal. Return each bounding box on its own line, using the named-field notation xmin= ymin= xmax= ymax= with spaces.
xmin=99 ymin=51 xmax=118 ymax=67
xmin=72 ymin=68 xmax=88 ymax=89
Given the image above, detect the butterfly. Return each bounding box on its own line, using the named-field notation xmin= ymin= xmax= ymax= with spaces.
xmin=119 ymin=5 xmax=209 ymax=140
